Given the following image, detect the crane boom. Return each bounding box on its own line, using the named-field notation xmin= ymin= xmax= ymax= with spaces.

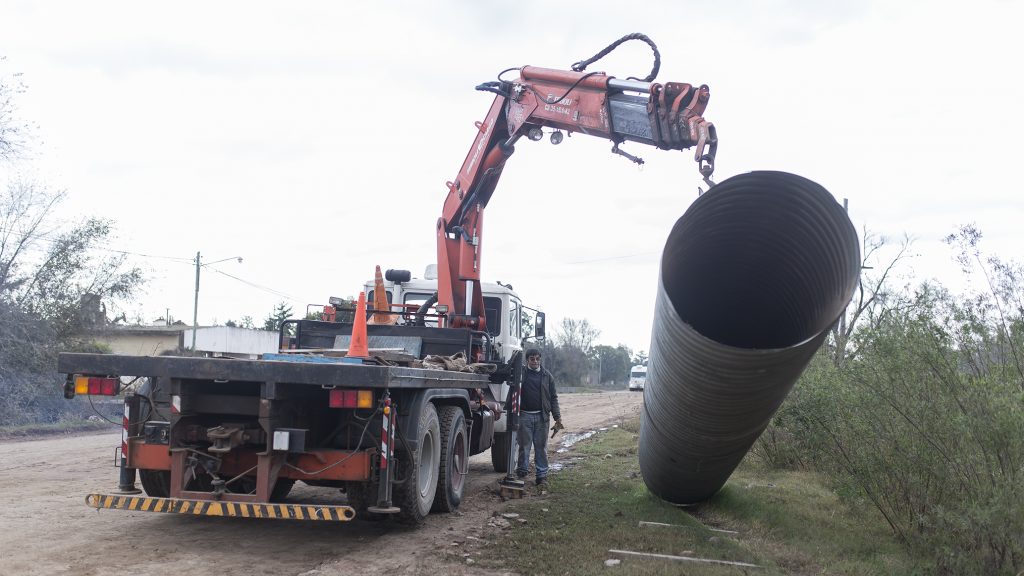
xmin=437 ymin=63 xmax=717 ymax=341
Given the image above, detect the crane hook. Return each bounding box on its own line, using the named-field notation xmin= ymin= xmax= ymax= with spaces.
xmin=611 ymin=142 xmax=645 ymax=166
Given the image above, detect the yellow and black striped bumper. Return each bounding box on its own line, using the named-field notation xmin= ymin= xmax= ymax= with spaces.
xmin=85 ymin=494 xmax=355 ymax=521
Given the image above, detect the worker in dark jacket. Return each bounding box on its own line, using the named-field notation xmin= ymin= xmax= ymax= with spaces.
xmin=515 ymin=348 xmax=562 ymax=491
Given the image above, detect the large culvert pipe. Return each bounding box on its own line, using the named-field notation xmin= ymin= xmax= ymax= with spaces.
xmin=639 ymin=171 xmax=860 ymax=505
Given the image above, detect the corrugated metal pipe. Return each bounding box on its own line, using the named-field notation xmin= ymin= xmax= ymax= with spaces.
xmin=639 ymin=171 xmax=860 ymax=505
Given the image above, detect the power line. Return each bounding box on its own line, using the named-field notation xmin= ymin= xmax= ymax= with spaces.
xmin=96 ymin=247 xmax=194 ymax=263
xmin=2 ymin=226 xmax=301 ymax=303
xmin=563 ymin=251 xmax=658 ymax=265
xmin=208 ymin=267 xmax=299 ymax=301
xmin=0 ymin=225 xmax=194 ymax=263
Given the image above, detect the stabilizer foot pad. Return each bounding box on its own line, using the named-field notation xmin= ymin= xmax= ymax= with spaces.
xmin=498 ymin=478 xmax=526 ymax=500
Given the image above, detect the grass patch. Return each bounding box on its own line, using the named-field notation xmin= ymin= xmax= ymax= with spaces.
xmin=0 ymin=419 xmax=115 ymax=440
xmin=475 ymin=418 xmax=924 ymax=575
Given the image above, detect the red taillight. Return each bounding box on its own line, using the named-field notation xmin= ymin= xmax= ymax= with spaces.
xmin=329 ymin=389 xmax=373 ymax=408
xmin=77 ymin=376 xmax=119 ymax=396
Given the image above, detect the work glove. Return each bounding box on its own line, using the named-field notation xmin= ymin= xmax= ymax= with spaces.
xmin=550 ymin=419 xmax=564 ymax=438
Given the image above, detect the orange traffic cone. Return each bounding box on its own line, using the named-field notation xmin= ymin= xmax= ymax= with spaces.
xmin=368 ymin=265 xmax=397 ymax=325
xmin=346 ymin=291 xmax=369 ymax=358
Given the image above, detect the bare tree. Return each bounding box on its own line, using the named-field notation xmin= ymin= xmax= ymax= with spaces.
xmin=0 ymin=61 xmax=144 ymax=426
xmin=0 ymin=180 xmax=64 ymax=293
xmin=0 ymin=57 xmax=29 ymax=161
xmin=0 ymin=180 xmax=143 ymax=335
xmin=556 ymin=317 xmax=601 ymax=353
xmin=828 ymin=229 xmax=913 ymax=367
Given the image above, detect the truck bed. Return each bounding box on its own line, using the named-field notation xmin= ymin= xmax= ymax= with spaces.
xmin=58 ymin=352 xmax=491 ymax=389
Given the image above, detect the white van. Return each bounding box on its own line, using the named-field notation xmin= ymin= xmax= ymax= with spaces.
xmin=628 ymin=364 xmax=647 ymax=391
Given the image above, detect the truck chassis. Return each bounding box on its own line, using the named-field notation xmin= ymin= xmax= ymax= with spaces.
xmin=59 ymin=349 xmax=504 ymax=524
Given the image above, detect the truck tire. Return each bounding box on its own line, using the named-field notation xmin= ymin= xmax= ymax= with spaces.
xmin=432 ymin=406 xmax=467 ymax=513
xmin=269 ymin=478 xmax=295 ymax=501
xmin=345 ymin=482 xmax=387 ymax=521
xmin=137 ymin=470 xmax=294 ymax=501
xmin=139 ymin=469 xmax=170 ymax=497
xmin=394 ymin=402 xmax=440 ymax=523
xmin=219 ymin=476 xmax=295 ymax=501
xmin=491 ymin=430 xmax=512 ymax=473
xmin=346 ymin=482 xmax=368 ymax=511
xmin=345 ymin=482 xmax=370 ymax=511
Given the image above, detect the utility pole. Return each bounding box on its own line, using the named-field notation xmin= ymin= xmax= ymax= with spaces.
xmin=192 ymin=251 xmax=200 ymax=351
xmin=835 ymin=198 xmax=850 ymax=365
xmin=191 ymin=252 xmax=243 ymax=352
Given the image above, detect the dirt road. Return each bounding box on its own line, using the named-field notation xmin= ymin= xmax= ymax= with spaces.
xmin=0 ymin=391 xmax=641 ymax=576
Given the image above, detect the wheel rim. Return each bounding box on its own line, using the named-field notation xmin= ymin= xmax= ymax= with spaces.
xmin=419 ymin=429 xmax=436 ymax=498
xmin=452 ymin=428 xmax=467 ymax=493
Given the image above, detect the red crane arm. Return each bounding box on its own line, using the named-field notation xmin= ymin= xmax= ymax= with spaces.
xmin=436 ymin=65 xmax=717 ymax=334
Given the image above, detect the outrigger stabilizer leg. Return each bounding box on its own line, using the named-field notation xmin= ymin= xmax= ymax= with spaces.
xmin=116 ymin=396 xmax=141 ymax=494
xmin=498 ymin=352 xmax=525 ymax=499
xmin=368 ymin=391 xmax=401 ymax=514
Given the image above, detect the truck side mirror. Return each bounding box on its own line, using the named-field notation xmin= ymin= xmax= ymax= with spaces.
xmin=534 ymin=311 xmax=545 ymax=340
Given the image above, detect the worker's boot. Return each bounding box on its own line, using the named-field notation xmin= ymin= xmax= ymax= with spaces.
xmin=536 ymin=477 xmax=549 ymax=495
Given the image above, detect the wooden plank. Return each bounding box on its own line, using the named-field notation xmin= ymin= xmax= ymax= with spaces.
xmin=609 ymin=549 xmax=761 ymax=569
xmin=638 ymin=520 xmax=739 ymax=534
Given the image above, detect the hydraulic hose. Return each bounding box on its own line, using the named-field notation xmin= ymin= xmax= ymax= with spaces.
xmin=639 ymin=171 xmax=860 ymax=504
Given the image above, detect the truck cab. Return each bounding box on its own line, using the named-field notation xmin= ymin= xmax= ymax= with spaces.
xmin=363 ymin=265 xmax=540 ymax=364
xmin=362 ymin=265 xmax=545 ymax=436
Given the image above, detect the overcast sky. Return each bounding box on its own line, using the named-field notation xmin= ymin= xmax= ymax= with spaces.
xmin=2 ymin=0 xmax=1021 ymax=354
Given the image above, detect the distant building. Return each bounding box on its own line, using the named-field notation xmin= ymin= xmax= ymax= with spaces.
xmin=92 ymin=325 xmax=186 ymax=356
xmin=91 ymin=325 xmax=278 ymax=358
xmin=180 ymin=326 xmax=278 ymax=358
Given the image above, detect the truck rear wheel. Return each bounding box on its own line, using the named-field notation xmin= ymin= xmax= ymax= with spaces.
xmin=432 ymin=406 xmax=467 ymax=512
xmin=268 ymin=478 xmax=295 ymax=501
xmin=395 ymin=402 xmax=440 ymax=523
xmin=345 ymin=482 xmax=369 ymax=511
xmin=139 ymin=469 xmax=169 ymax=497
xmin=137 ymin=470 xmax=294 ymax=501
xmin=229 ymin=473 xmax=296 ymax=500
xmin=491 ymin=430 xmax=512 ymax=473
xmin=346 ymin=481 xmax=391 ymax=522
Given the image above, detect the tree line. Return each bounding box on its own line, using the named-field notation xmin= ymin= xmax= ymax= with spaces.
xmin=534 ymin=317 xmax=644 ymax=389
xmin=1 ymin=68 xmax=144 ymax=426
xmin=753 ymin=228 xmax=1022 ymax=574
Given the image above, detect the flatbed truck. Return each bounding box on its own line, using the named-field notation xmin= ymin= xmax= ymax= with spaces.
xmin=59 ymin=34 xmax=717 ymax=522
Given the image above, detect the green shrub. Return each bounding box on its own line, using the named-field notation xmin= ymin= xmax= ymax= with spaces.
xmin=759 ymin=241 xmax=1024 ymax=574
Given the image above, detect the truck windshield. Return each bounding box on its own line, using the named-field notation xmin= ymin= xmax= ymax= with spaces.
xmin=404 ymin=292 xmax=438 ymax=327
xmin=401 ymin=293 xmax=502 ymax=334
xmin=367 ymin=290 xmax=393 ymax=311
